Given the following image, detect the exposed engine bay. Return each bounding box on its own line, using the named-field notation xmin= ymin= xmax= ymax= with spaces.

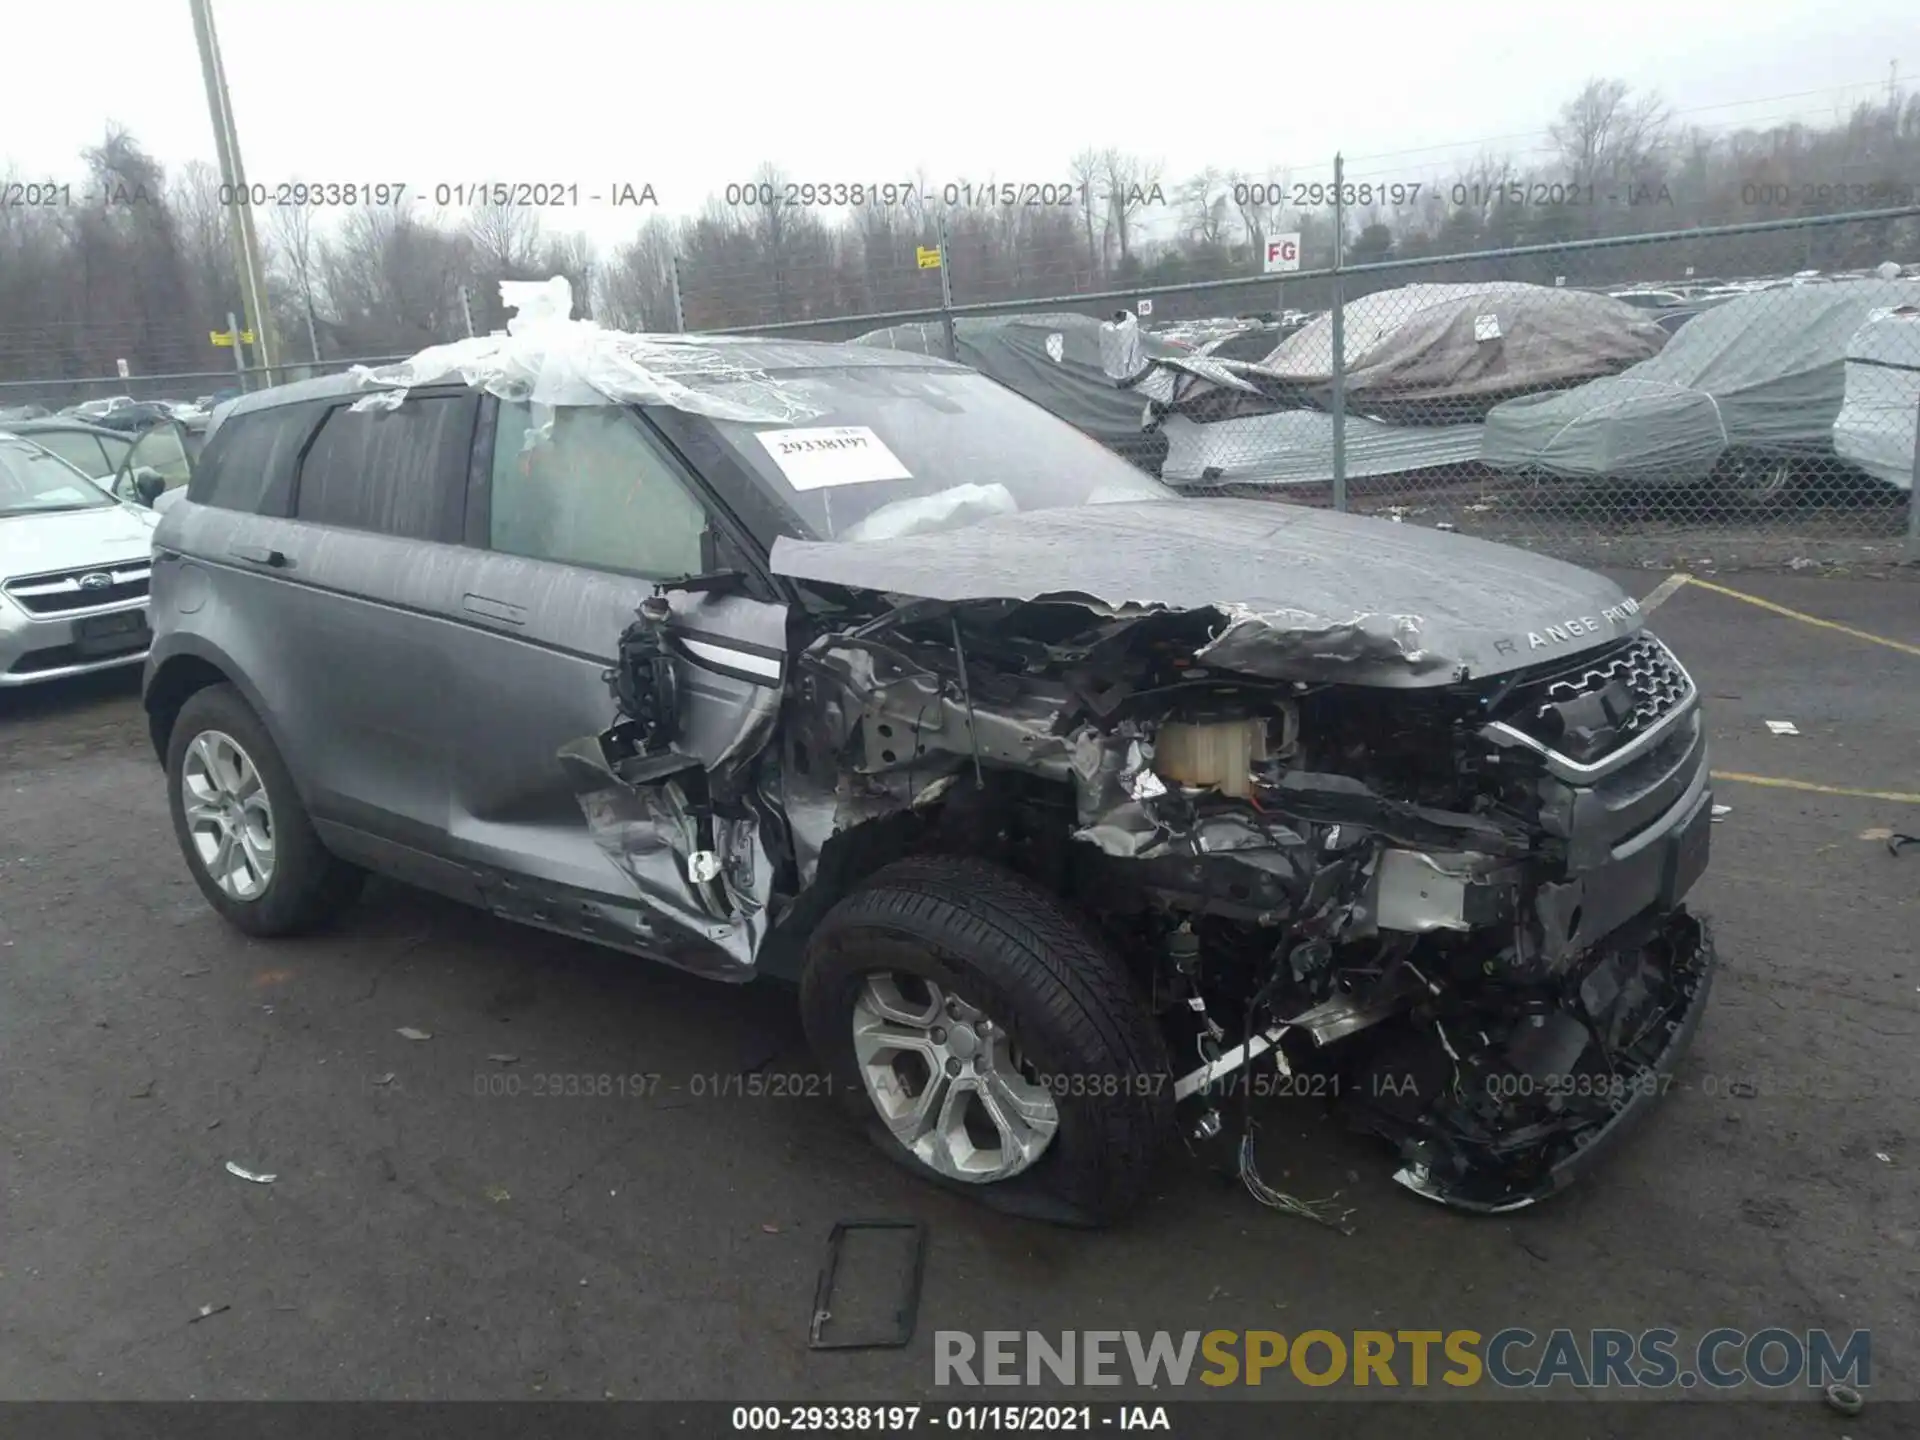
xmin=569 ymin=563 xmax=1716 ymax=1217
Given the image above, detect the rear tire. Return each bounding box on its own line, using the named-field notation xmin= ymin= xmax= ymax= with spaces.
xmin=800 ymin=856 xmax=1172 ymax=1226
xmin=165 ymin=683 xmax=364 ymax=937
xmin=1713 ymin=452 xmax=1800 ymax=514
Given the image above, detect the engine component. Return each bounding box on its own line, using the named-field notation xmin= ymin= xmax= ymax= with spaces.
xmin=1153 ymin=708 xmax=1291 ymax=798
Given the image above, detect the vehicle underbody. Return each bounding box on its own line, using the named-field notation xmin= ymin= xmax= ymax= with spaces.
xmin=568 ymin=572 xmax=1716 ymax=1217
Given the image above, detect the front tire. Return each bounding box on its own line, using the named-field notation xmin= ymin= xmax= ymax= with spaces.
xmin=800 ymin=856 xmax=1172 ymax=1226
xmin=166 ymin=683 xmax=364 ymax=937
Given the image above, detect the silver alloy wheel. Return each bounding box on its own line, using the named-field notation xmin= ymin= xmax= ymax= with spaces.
xmin=850 ymin=972 xmax=1059 ymax=1184
xmin=181 ymin=729 xmax=276 ymax=901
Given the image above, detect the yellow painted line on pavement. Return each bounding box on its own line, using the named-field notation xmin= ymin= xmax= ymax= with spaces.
xmin=1680 ymin=576 xmax=1920 ymax=658
xmin=1712 ymin=770 xmax=1920 ymax=805
xmin=1638 ymin=572 xmax=1693 ymax=613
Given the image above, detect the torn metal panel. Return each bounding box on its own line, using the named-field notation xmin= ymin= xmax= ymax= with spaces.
xmin=347 ymin=275 xmax=825 ymax=424
xmin=1369 ymin=849 xmax=1524 ymax=934
xmin=559 ymin=733 xmax=774 ymax=980
xmin=769 ymin=499 xmax=1643 ymax=686
xmin=1196 ymin=603 xmax=1429 ymax=675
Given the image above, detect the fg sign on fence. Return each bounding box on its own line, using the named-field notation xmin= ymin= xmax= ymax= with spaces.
xmin=1264 ymin=233 xmax=1302 ymax=274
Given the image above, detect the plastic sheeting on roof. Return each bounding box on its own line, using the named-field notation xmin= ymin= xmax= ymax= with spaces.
xmin=345 ymin=276 xmax=825 ymax=424
xmin=1481 ymin=278 xmax=1920 ymax=484
xmin=1834 ymin=306 xmax=1920 ymax=492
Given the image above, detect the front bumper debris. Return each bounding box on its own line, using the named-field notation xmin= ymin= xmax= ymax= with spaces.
xmin=1359 ymin=908 xmax=1716 ymax=1213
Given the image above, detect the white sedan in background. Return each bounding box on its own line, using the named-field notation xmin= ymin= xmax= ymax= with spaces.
xmin=0 ymin=433 xmax=159 ymax=687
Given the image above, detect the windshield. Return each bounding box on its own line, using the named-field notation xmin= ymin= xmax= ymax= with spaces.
xmin=0 ymin=439 xmax=117 ymax=516
xmin=695 ymin=366 xmax=1172 ymax=542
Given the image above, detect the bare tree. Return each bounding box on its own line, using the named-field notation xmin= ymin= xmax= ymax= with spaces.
xmin=1098 ymin=149 xmax=1165 ymax=270
xmin=599 ymin=215 xmax=684 ymax=331
xmin=319 ymin=205 xmax=470 ymax=352
xmin=465 ymin=201 xmax=543 ymax=274
xmin=1230 ymin=166 xmax=1289 ymax=263
xmin=1176 ymin=166 xmax=1231 ymax=248
xmin=1551 ymin=78 xmax=1672 ymax=189
xmin=1068 ymin=148 xmax=1105 ymax=280
xmin=264 ymin=187 xmax=322 ymax=360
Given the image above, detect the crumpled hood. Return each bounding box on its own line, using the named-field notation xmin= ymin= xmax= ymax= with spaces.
xmin=0 ymin=504 xmax=156 ymax=581
xmin=769 ymin=499 xmax=1643 ymax=686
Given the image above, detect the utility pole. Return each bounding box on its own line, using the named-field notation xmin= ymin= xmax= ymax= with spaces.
xmin=190 ymin=0 xmax=277 ymax=373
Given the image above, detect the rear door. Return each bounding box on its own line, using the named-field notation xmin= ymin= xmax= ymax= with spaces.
xmin=273 ymin=389 xmax=480 ymax=868
xmin=441 ymin=398 xmax=788 ymax=975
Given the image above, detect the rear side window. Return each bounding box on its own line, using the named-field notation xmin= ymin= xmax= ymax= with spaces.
xmin=189 ymin=402 xmax=328 ymax=513
xmin=293 ymin=393 xmax=476 ymax=540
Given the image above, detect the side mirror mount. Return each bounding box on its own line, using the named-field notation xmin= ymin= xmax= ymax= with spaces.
xmin=131 ymin=468 xmax=166 ymax=506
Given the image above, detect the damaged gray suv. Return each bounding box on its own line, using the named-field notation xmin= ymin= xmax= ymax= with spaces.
xmin=144 ymin=330 xmax=1715 ymax=1225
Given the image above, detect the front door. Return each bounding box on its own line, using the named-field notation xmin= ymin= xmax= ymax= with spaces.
xmin=443 ymin=398 xmax=788 ymax=978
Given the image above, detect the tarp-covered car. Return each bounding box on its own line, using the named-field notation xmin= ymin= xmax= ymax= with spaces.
xmin=851 ymin=312 xmax=1186 ymax=468
xmin=1229 ymin=282 xmax=1669 ymax=423
xmin=145 ymin=279 xmax=1717 ymax=1225
xmin=1482 ymin=277 xmax=1920 ymax=500
xmin=1833 ymin=304 xmax=1920 ymax=492
xmin=1097 ymin=313 xmax=1489 ymax=490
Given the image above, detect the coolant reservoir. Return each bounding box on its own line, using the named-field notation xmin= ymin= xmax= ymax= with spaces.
xmin=1153 ymin=718 xmax=1269 ymax=799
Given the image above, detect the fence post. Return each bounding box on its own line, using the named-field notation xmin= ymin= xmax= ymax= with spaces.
xmin=1905 ymin=390 xmax=1920 ymax=564
xmin=1329 ymin=153 xmax=1348 ymax=512
xmin=669 ymin=256 xmax=687 ymax=333
xmin=937 ymin=208 xmax=959 ymax=362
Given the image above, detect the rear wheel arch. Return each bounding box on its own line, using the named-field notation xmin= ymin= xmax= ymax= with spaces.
xmin=144 ymin=644 xmax=295 ymax=792
xmin=145 ymin=652 xmax=231 ymax=762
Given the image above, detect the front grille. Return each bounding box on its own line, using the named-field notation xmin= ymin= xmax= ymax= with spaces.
xmin=1536 ymin=635 xmax=1692 ymax=741
xmin=3 ymin=562 xmax=150 ymax=615
xmin=1494 ymin=634 xmax=1695 ymax=762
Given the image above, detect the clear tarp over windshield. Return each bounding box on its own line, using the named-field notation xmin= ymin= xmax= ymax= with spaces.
xmin=696 ymin=367 xmax=1171 ymax=542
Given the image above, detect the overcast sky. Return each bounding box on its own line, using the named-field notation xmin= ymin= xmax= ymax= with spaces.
xmin=3 ymin=0 xmax=1914 ymax=251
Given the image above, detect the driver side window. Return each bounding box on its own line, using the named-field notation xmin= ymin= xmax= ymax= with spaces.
xmin=489 ymin=402 xmax=710 ymax=579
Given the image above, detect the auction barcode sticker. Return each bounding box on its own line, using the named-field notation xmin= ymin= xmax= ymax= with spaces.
xmin=754 ymin=426 xmax=912 ymax=491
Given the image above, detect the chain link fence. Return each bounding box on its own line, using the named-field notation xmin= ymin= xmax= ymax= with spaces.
xmin=5 ymin=197 xmax=1915 ymax=572
xmin=683 ymin=201 xmax=1920 ymax=571
xmin=0 ymin=355 xmax=414 ymax=417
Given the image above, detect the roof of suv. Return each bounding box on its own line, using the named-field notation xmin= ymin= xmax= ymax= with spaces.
xmin=218 ymin=335 xmax=967 ymax=425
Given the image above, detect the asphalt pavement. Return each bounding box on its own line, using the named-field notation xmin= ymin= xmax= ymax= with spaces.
xmin=1 ymin=569 xmax=1915 ymax=1432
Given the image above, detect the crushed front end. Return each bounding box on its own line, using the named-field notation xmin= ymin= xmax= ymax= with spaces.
xmin=774 ymin=591 xmax=1717 ymax=1214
